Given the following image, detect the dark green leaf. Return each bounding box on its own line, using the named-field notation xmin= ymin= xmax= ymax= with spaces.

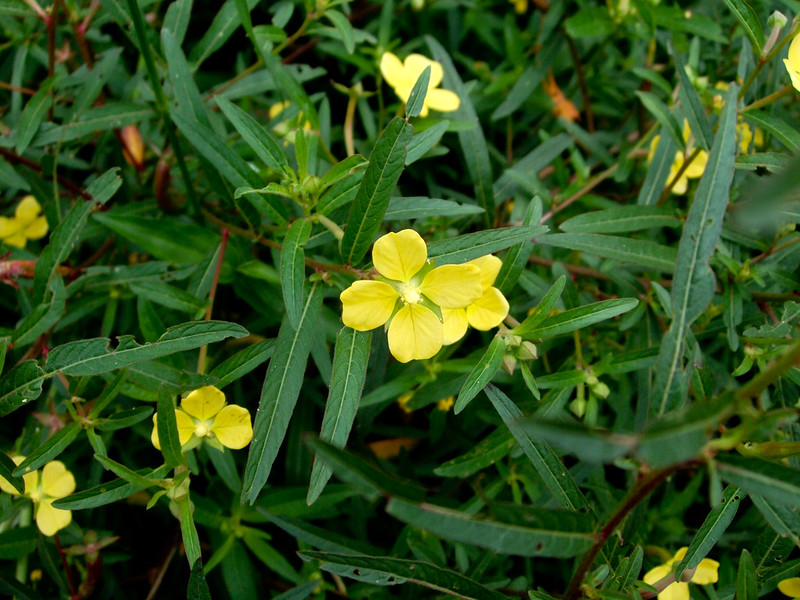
xmin=281 ymin=218 xmax=311 ymax=330
xmin=537 ymin=233 xmax=676 ymax=272
xmin=513 ymin=275 xmax=566 ymax=335
xmin=405 ymin=66 xmax=431 ymax=118
xmin=454 ymin=336 xmax=505 ymax=414
xmin=668 ymin=42 xmax=713 ymax=150
xmin=188 ymin=559 xmax=212 ymax=600
xmin=384 ymin=197 xmax=483 ymax=221
xmin=14 ymin=422 xmax=81 ymax=476
xmin=559 ymin=206 xmax=680 ymax=234
xmin=516 ymin=298 xmax=638 ymax=340
xmin=54 ymin=465 xmax=171 ymax=510
xmin=428 ymin=226 xmax=547 ymax=265
xmin=717 ymin=454 xmax=800 ymax=509
xmin=209 ymin=340 xmax=275 ymax=389
xmin=0 ymin=453 xmax=24 ymax=494
xmin=634 ymin=91 xmax=684 ymax=150
xmin=217 ymin=96 xmax=289 ymax=172
xmin=433 ymin=428 xmax=515 ymax=478
xmin=0 ymin=360 xmax=45 ymax=418
xmin=157 ymin=386 xmax=185 ymax=468
xmin=0 ymin=527 xmax=38 ymax=559
xmin=406 ymin=121 xmax=449 ymax=165
xmin=16 ymin=78 xmax=55 ymax=154
xmin=721 ymin=0 xmax=764 ymax=56
xmin=737 ymin=549 xmax=757 ymax=600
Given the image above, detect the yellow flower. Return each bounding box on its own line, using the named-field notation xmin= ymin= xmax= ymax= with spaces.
xmin=340 ymin=229 xmax=482 ymax=363
xmin=437 ymin=396 xmax=455 ymax=411
xmin=379 ymin=52 xmax=460 ymax=117
xmin=647 ymin=121 xmax=708 ymax=195
xmin=784 ymin=32 xmax=800 ymax=92
xmin=510 ymin=0 xmax=527 ymax=13
xmin=151 ymin=386 xmax=253 ymax=452
xmin=441 ymin=255 xmax=510 ymax=345
xmin=268 ymin=101 xmax=312 ymax=145
xmin=737 ymin=120 xmax=764 ymax=154
xmin=397 ymin=392 xmax=414 ymax=414
xmin=643 ymin=547 xmax=719 ymax=600
xmin=779 ymin=578 xmax=800 ymax=598
xmin=0 ymin=195 xmax=48 ymax=248
xmin=0 ymin=457 xmax=75 ymax=536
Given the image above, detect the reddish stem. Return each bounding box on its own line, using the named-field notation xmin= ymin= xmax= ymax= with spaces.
xmin=54 ymin=534 xmax=79 ymax=600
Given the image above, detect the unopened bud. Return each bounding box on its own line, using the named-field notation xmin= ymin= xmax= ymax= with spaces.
xmin=119 ymin=125 xmax=145 ymax=171
xmin=768 ymin=10 xmax=788 ymax=29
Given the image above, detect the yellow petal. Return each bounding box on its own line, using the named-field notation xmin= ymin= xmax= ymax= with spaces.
xmin=0 ymin=216 xmax=19 ymax=240
xmin=671 ymin=547 xmax=689 ymax=563
xmin=176 ymin=409 xmax=196 ymax=446
xmin=425 ymin=88 xmax=460 ymax=113
xmin=180 ymin=386 xmax=226 ymax=420
xmin=39 ymin=461 xmax=76 ymax=498
xmin=690 ymin=558 xmax=719 ymax=585
xmin=647 ymin=136 xmax=661 ymax=163
xmin=658 ymin=582 xmax=690 ymax=600
xmin=15 ymin=195 xmax=41 ymax=222
xmin=380 ymin=52 xmax=406 ymax=90
xmin=683 ymin=151 xmax=708 ymax=179
xmin=340 ymin=280 xmax=399 ymax=330
xmin=35 ymin=498 xmax=71 ymax=536
xmin=404 ymin=53 xmax=444 ymax=88
xmin=151 ymin=415 xmax=161 ymax=450
xmin=644 ymin=564 xmax=672 ymax=586
xmin=468 ymin=255 xmax=503 ymax=288
xmin=778 ymin=578 xmax=800 ymax=598
xmin=788 ymin=33 xmax=800 ymax=72
xmin=0 ymin=456 xmax=30 ymax=495
xmin=785 ymin=58 xmax=800 ymax=93
xmin=211 ymin=405 xmax=253 ymax=449
xmin=419 ymin=264 xmax=482 ymax=308
xmin=387 ymin=304 xmax=442 ymax=363
xmin=372 ymin=229 xmax=427 ymax=282
xmin=442 ymin=308 xmax=469 ymax=345
xmin=24 ymin=216 xmax=49 ymax=241
xmin=3 ymin=233 xmax=27 ymax=248
xmin=466 ymin=287 xmax=509 ymax=330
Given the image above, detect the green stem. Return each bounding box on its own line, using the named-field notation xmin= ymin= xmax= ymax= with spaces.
xmin=743 ymin=84 xmax=795 ymax=111
xmin=317 ymin=214 xmax=344 ymax=241
xmin=197 ymin=229 xmax=229 ymax=375
xmin=15 ymin=504 xmax=31 ymax=592
xmin=739 ymin=28 xmax=797 ymax=100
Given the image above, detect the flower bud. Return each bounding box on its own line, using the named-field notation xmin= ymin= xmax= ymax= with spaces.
xmin=119 ymin=125 xmax=145 ymax=171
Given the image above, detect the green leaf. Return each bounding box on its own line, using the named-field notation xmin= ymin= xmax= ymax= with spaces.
xmin=383 ymin=197 xmax=483 ymax=221
xmin=308 ymin=328 xmax=371 ymax=505
xmin=495 ymin=198 xmax=541 ymax=295
xmin=13 ymin=274 xmax=66 ymax=346
xmin=386 ymin=497 xmax=595 ymax=558
xmin=427 ymin=36 xmax=494 ymax=225
xmin=242 ymin=284 xmax=323 ymax=504
xmin=0 ymin=453 xmax=24 ymax=494
xmin=668 ymin=42 xmax=713 ymax=150
xmin=208 ymin=339 xmax=275 ymax=389
xmin=0 ymin=575 xmax=43 ymax=600
xmin=163 ymin=0 xmax=193 ymax=45
xmin=717 ymin=454 xmax=800 ymax=509
xmin=129 ymin=281 xmax=206 ymax=314
xmin=13 ymin=422 xmax=81 ymax=476
xmin=492 ymin=63 xmax=548 ymax=121
xmin=537 ymin=233 xmax=676 ymax=272
xmin=95 ymin=406 xmax=154 ymax=432
xmin=405 ymin=65 xmax=431 ymax=118
xmin=300 ymin=551 xmax=508 ymax=600
xmin=318 ymin=154 xmax=368 ymax=190
xmin=217 ymin=96 xmax=289 ymax=172
xmin=634 ymin=91 xmax=684 ymax=150
xmin=0 ymin=360 xmax=45 ymax=418
xmin=406 ymin=121 xmax=449 ymax=165
xmin=516 ymin=298 xmax=638 ymax=340
xmin=433 ymin=428 xmax=515 ymax=478
xmin=242 ymin=533 xmax=302 ymax=582
xmin=721 ymin=0 xmax=764 ymax=56
xmin=179 ymin=496 xmax=202 ymax=566
xmin=737 ymin=549 xmax=757 ymax=600
xmin=484 ymin=384 xmax=589 ymax=512
xmin=0 ymin=527 xmax=38 ymax=559
xmin=428 ymin=226 xmax=547 ymax=265
xmin=94 ymin=454 xmax=165 ymax=488
xmin=281 ymin=218 xmax=312 ymax=330
xmin=162 ymin=28 xmax=212 ymax=129
xmin=559 ymin=206 xmax=681 ymax=234
xmin=674 ymin=486 xmax=745 ymax=579
xmin=750 ymin=493 xmax=800 ymax=544
xmin=272 ymin=581 xmax=321 ymax=600
xmin=653 ymin=83 xmax=737 ymax=415
xmin=513 ymin=275 xmax=566 ymax=335
xmin=188 ymin=0 xmax=259 ymax=67
xmin=16 ymin=77 xmax=54 ymax=154
xmin=54 ymin=465 xmax=171 ymax=510
xmin=323 ymin=9 xmax=356 ymax=53
xmin=187 ymin=559 xmax=212 ymax=600
xmin=637 ymin=133 xmax=676 ymax=206
xmin=743 ymin=111 xmax=800 ymax=152
xmin=340 ymin=117 xmax=413 ymax=265
xmin=45 ymin=321 xmax=249 ymax=376
xmin=517 ymin=420 xmax=633 ymax=463
xmin=157 ymin=386 xmax=185 ymax=468
xmin=32 ymin=104 xmax=154 ymax=146
xmin=454 ymin=336 xmax=505 ymax=414
xmin=494 ymin=135 xmax=571 ymax=203
xmin=564 ymin=6 xmax=615 ymax=38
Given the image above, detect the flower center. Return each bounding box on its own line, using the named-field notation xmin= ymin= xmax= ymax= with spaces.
xmin=400 ymin=283 xmax=421 ymax=305
xmin=194 ymin=420 xmax=212 ymax=438
xmin=29 ymin=487 xmax=43 ymax=503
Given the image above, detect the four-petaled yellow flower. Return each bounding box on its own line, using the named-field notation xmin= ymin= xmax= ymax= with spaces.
xmin=379 ymin=52 xmax=460 ymax=117
xmin=0 ymin=457 xmax=76 ymax=536
xmin=784 ymin=32 xmax=800 ymax=92
xmin=643 ymin=547 xmax=719 ymax=600
xmin=0 ymin=195 xmax=48 ymax=248
xmin=151 ymin=386 xmax=253 ymax=452
xmin=647 ymin=121 xmax=708 ymax=195
xmin=340 ymin=229 xmax=482 ymax=363
xmin=441 ymin=254 xmax=510 ymax=345
xmin=779 ymin=578 xmax=800 ymax=598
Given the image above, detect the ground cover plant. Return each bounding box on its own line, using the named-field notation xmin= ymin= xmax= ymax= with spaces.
xmin=1 ymin=0 xmax=800 ymax=598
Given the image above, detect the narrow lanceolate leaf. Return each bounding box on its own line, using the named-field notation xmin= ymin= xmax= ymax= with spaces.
xmin=94 ymin=454 xmax=164 ymax=488
xmin=341 ymin=117 xmax=413 ymax=265
xmin=53 ymin=466 xmax=171 ymax=510
xmin=669 ymin=41 xmax=713 ymax=150
xmin=299 ymin=551 xmax=508 ymax=600
xmin=717 ymin=454 xmax=800 ymax=509
xmin=454 ymin=336 xmax=505 ymax=414
xmin=0 ymin=361 xmax=45 ymax=418
xmin=308 ymin=328 xmax=371 ymax=505
xmin=495 ymin=198 xmax=542 ymax=295
xmin=721 ymin=0 xmax=764 ymax=56
xmin=281 ymin=218 xmax=312 ymax=330
xmin=513 ymin=275 xmax=566 ymax=335
xmin=653 ymin=84 xmax=737 ymax=415
xmin=157 ymin=386 xmax=185 ymax=468
xmin=242 ymin=284 xmax=323 ymax=504
xmin=46 ymin=321 xmax=248 ymax=376
xmin=386 ymin=498 xmax=595 ymax=558
xmin=405 ymin=66 xmax=430 ymax=118
xmin=163 ymin=0 xmax=193 ymax=45
xmin=179 ymin=497 xmax=202 ymax=565
xmin=217 ymin=96 xmax=289 ymax=172
xmin=15 ymin=77 xmax=55 ymax=154
xmin=484 ymin=384 xmax=588 ymax=512
xmin=162 ymin=28 xmax=212 ymax=128
xmin=0 ymin=453 xmax=24 ymax=494
xmin=638 ymin=133 xmax=676 ymax=206
xmin=13 ymin=422 xmax=81 ymax=476
xmin=187 ymin=559 xmax=212 ymax=600
xmin=0 ymin=528 xmax=39 ymax=560
xmin=750 ymin=493 xmax=800 ymax=544
xmin=634 ymin=91 xmax=684 ymax=150
xmin=427 ymin=36 xmax=494 ymax=225
xmin=208 ymin=340 xmax=275 ymax=389
xmin=428 ymin=226 xmax=547 ymax=265
xmin=674 ymin=486 xmax=744 ymax=579
xmin=434 ymin=428 xmax=515 ymax=478
xmin=536 ymin=233 xmax=676 ymax=272
xmin=559 ymin=206 xmax=680 ymax=234
xmin=516 ymin=298 xmax=638 ymax=340
xmin=13 ymin=275 xmax=66 ymax=346
xmin=737 ymin=549 xmax=758 ymax=600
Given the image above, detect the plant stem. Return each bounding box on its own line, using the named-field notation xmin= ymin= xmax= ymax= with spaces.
xmin=739 ymin=28 xmax=796 ymax=100
xmin=197 ymin=229 xmax=229 ymax=374
xmin=54 ymin=534 xmax=78 ymax=600
xmin=562 ymin=462 xmax=692 ymax=600
xmin=742 ymin=85 xmax=794 ymax=111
